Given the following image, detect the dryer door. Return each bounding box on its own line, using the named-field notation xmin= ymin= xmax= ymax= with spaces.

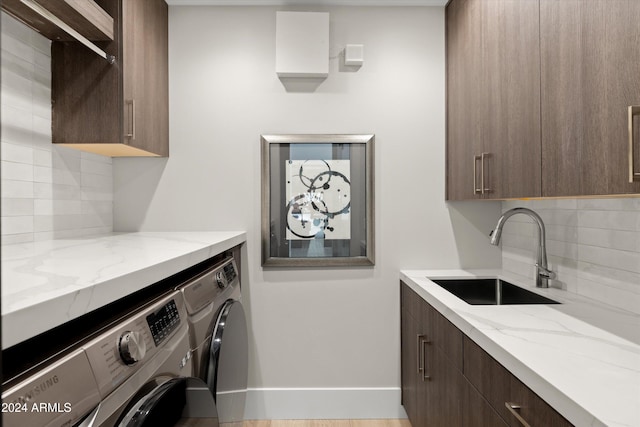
xmin=204 ymin=300 xmax=248 ymax=426
xmin=115 ymin=377 xmax=218 ymax=427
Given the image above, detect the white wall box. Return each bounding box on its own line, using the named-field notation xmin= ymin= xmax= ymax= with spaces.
xmin=275 ymin=11 xmax=329 ymax=78
xmin=344 ymin=44 xmax=364 ymax=66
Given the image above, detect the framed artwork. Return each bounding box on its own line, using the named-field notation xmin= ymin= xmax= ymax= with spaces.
xmin=261 ymin=134 xmax=375 ymax=267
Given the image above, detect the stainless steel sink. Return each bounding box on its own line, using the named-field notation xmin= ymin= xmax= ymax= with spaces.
xmin=430 ymin=278 xmax=560 ymax=305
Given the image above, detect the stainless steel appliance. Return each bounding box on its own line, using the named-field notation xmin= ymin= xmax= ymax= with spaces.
xmin=2 ymin=291 xmax=219 ymax=427
xmin=177 ymin=257 xmax=248 ymax=427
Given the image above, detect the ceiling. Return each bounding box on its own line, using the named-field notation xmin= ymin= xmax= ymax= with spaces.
xmin=165 ymin=0 xmax=447 ymax=6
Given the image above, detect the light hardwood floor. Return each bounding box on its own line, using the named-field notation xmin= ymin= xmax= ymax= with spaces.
xmin=245 ymin=420 xmax=411 ymax=427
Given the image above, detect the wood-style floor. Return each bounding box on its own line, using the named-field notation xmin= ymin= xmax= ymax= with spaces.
xmin=244 ymin=420 xmax=411 ymax=427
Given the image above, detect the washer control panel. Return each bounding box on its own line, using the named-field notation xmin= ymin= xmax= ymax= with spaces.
xmin=146 ymin=299 xmax=180 ymax=346
xmin=83 ymin=291 xmax=188 ymax=398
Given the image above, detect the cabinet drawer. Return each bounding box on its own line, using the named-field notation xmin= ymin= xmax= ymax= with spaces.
xmin=463 ymin=337 xmax=573 ymax=427
xmin=402 ymin=281 xmax=464 ymax=369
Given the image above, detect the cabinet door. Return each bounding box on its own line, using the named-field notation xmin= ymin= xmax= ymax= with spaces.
xmin=540 ymin=0 xmax=640 ymax=196
xmin=52 ymin=0 xmax=122 ymax=145
xmin=463 ymin=337 xmax=573 ymax=427
xmin=462 ymin=377 xmax=508 ymax=427
xmin=447 ymin=0 xmax=542 ymax=200
xmin=122 ymin=0 xmax=169 ymax=156
xmin=423 ymin=344 xmax=464 ymax=427
xmin=446 ymin=0 xmax=484 ymax=200
xmin=481 ymin=0 xmax=541 ymax=199
xmin=400 ymin=303 xmax=419 ymax=425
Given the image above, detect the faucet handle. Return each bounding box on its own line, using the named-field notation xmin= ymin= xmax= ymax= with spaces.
xmin=536 ymin=264 xmax=556 ymax=280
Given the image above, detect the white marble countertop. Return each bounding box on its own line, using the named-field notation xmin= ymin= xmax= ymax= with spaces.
xmin=1 ymin=231 xmax=246 ymax=349
xmin=401 ymin=269 xmax=640 ymax=427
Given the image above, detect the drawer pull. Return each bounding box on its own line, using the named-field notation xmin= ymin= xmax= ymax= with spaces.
xmin=417 ymin=334 xmax=425 ymax=374
xmin=473 ymin=154 xmax=482 ymax=194
xmin=421 ymin=338 xmax=431 ymax=381
xmin=505 ymin=402 xmax=532 ymax=427
xmin=481 ymin=152 xmax=490 ymax=194
xmin=629 ymin=105 xmax=640 ymax=182
xmin=126 ymin=99 xmax=136 ymax=140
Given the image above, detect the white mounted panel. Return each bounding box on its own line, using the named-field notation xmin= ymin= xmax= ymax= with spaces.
xmin=276 ymin=11 xmax=329 ymax=78
xmin=345 ymin=44 xmax=364 ymax=66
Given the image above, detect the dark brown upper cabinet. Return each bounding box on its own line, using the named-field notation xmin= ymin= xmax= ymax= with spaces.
xmin=52 ymin=0 xmax=169 ymax=157
xmin=446 ymin=0 xmax=640 ymax=199
xmin=540 ymin=0 xmax=640 ymax=196
xmin=446 ymin=0 xmax=541 ymax=200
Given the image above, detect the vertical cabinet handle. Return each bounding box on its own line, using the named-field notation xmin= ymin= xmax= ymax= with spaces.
xmin=421 ymin=338 xmax=431 ymax=381
xmin=473 ymin=155 xmax=482 ymax=194
xmin=629 ymin=106 xmax=640 ymax=183
xmin=481 ymin=152 xmax=490 ymax=194
xmin=126 ymin=99 xmax=136 ymax=140
xmin=416 ymin=334 xmax=425 ymax=374
xmin=505 ymin=402 xmax=532 ymax=427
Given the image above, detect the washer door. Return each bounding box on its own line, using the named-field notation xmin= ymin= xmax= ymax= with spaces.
xmin=204 ymin=300 xmax=248 ymax=426
xmin=116 ymin=377 xmax=218 ymax=427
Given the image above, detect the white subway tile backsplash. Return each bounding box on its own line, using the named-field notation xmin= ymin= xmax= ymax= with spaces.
xmin=578 ymin=210 xmax=638 ymax=231
xmin=1 ymin=13 xmax=113 ymax=242
xmin=82 ymin=173 xmax=112 ymax=190
xmin=2 ymin=216 xmax=33 ymax=234
xmin=82 ymin=188 xmax=114 ymax=202
xmin=578 ymin=227 xmax=639 ymax=252
xmin=33 ymin=166 xmax=53 ymax=183
xmin=2 ymin=142 xmax=33 ymax=164
xmin=33 ymin=149 xmax=52 ymax=167
xmin=1 ymin=180 xmax=34 ymax=199
xmin=577 ymin=198 xmax=640 ymax=211
xmin=1 ymin=12 xmax=33 ymax=42
xmin=2 ymin=233 xmax=33 ymax=244
xmin=501 ymin=198 xmax=640 ymax=314
xmin=1 ymin=33 xmax=34 ymax=63
xmin=579 ymin=245 xmax=640 ymax=274
xmin=34 ymin=199 xmax=82 ymax=216
xmin=1 ymin=160 xmax=33 ymax=181
xmin=81 ymin=158 xmax=113 ymax=176
xmin=1 ymin=198 xmax=33 ymax=216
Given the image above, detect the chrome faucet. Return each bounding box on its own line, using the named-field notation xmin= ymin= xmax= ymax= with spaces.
xmin=490 ymin=207 xmax=555 ymax=288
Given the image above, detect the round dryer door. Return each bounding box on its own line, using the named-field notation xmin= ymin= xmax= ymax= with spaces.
xmin=116 ymin=377 xmax=218 ymax=427
xmin=204 ymin=299 xmax=248 ymax=426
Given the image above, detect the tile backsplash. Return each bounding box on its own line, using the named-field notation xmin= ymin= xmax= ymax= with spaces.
xmin=1 ymin=13 xmax=113 ymax=244
xmin=501 ymin=198 xmax=640 ymax=314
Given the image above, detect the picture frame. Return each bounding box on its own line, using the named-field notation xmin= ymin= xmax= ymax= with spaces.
xmin=261 ymin=134 xmax=375 ymax=267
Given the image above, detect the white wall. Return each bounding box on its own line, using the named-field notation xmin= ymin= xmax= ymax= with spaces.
xmin=1 ymin=13 xmax=113 ymax=244
xmin=500 ymin=198 xmax=640 ymax=315
xmin=113 ymin=6 xmax=502 ymax=418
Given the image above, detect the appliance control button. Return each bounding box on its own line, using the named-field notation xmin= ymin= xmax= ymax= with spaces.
xmin=215 ymin=271 xmax=226 ymax=289
xmin=119 ymin=330 xmax=147 ymax=365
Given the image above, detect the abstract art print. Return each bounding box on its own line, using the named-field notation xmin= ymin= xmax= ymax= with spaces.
xmin=261 ymin=134 xmax=374 ymax=267
xmin=285 ymin=159 xmax=351 ymax=240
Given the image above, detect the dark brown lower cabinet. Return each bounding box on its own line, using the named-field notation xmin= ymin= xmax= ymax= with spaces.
xmin=400 ymin=281 xmax=573 ymax=427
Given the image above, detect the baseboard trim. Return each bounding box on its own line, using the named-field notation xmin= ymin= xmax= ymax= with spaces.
xmin=244 ymin=387 xmax=408 ymax=420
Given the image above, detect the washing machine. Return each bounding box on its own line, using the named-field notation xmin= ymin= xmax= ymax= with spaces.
xmin=176 ymin=256 xmax=248 ymax=427
xmin=2 ymin=291 xmax=219 ymax=427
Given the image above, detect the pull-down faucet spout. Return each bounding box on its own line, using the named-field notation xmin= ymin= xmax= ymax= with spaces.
xmin=490 ymin=207 xmax=555 ymax=288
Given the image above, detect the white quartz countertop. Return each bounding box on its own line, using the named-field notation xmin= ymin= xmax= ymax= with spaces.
xmin=400 ymin=269 xmax=640 ymax=427
xmin=1 ymin=231 xmax=246 ymax=349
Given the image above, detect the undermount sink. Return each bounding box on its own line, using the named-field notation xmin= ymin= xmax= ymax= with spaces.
xmin=430 ymin=278 xmax=560 ymax=305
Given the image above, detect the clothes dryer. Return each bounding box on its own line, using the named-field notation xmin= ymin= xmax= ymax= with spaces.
xmin=177 ymin=257 xmax=248 ymax=427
